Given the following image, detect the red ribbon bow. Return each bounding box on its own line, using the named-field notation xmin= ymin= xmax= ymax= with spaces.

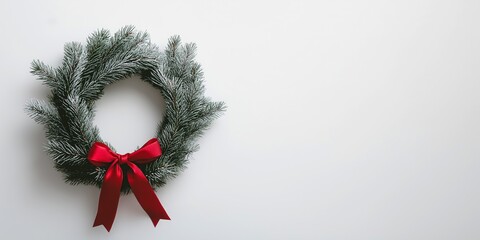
xmin=88 ymin=138 xmax=170 ymax=232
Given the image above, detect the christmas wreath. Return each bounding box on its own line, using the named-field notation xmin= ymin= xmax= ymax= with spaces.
xmin=26 ymin=26 xmax=225 ymax=231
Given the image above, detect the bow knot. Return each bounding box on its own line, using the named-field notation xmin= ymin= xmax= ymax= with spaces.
xmin=117 ymin=153 xmax=130 ymax=165
xmin=88 ymin=138 xmax=170 ymax=232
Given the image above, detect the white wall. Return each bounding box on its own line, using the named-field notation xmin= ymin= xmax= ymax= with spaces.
xmin=1 ymin=0 xmax=479 ymax=239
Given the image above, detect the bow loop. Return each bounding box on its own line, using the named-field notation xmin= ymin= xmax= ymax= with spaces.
xmin=88 ymin=142 xmax=118 ymax=167
xmin=128 ymin=138 xmax=162 ymax=164
xmin=87 ymin=138 xmax=170 ymax=232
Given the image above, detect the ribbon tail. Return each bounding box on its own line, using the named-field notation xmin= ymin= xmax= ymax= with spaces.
xmin=93 ymin=163 xmax=123 ymax=232
xmin=127 ymin=163 xmax=170 ymax=226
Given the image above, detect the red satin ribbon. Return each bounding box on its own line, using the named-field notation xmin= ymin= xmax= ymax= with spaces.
xmin=88 ymin=138 xmax=170 ymax=232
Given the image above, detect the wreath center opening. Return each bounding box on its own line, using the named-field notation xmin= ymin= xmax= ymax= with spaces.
xmin=93 ymin=75 xmax=166 ymax=153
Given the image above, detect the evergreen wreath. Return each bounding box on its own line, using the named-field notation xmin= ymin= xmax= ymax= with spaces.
xmin=26 ymin=26 xmax=225 ymax=193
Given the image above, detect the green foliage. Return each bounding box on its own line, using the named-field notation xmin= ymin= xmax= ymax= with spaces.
xmin=26 ymin=26 xmax=225 ymax=192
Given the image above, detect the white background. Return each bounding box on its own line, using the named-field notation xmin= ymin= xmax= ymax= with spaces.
xmin=1 ymin=0 xmax=479 ymax=239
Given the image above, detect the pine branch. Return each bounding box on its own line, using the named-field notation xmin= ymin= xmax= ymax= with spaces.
xmin=31 ymin=60 xmax=57 ymax=89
